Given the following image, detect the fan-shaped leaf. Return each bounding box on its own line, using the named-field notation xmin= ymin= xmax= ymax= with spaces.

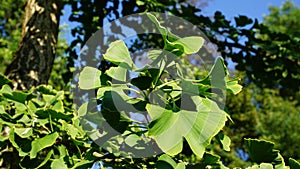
xmin=79 ymin=67 xmax=101 ymax=89
xmin=147 ymin=96 xmax=227 ymax=157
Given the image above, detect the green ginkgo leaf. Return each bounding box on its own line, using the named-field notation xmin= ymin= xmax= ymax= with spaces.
xmin=30 ymin=132 xmax=59 ymax=159
xmin=156 ymin=154 xmax=177 ymax=169
xmin=289 ymin=158 xmax=300 ymax=169
xmin=244 ymin=138 xmax=279 ymax=164
xmin=147 ymin=95 xmax=227 ymax=157
xmin=0 ymin=74 xmax=11 ymax=86
xmin=78 ymin=66 xmax=101 ymax=90
xmin=175 ymin=163 xmax=186 ymax=169
xmin=217 ymin=133 xmax=231 ymax=151
xmin=226 ymin=78 xmax=243 ymax=95
xmin=103 ymin=40 xmax=136 ymax=70
xmin=51 ymin=158 xmax=68 ymax=169
xmin=146 ymin=13 xmax=169 ymax=43
xmin=14 ymin=128 xmax=33 ymax=138
xmin=106 ymin=66 xmax=127 ymax=82
xmin=171 ymin=36 xmax=204 ymax=54
xmin=131 ymin=76 xmax=153 ymax=90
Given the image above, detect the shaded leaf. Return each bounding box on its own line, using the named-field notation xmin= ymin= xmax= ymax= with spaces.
xmin=157 ymin=154 xmax=177 ymax=169
xmin=202 ymin=152 xmax=220 ymax=165
xmin=3 ymin=91 xmax=31 ymax=104
xmin=244 ymin=138 xmax=279 ymax=164
xmin=34 ymin=85 xmax=56 ymax=95
xmin=131 ymin=76 xmax=153 ymax=90
xmin=19 ymin=150 xmax=53 ymax=169
xmin=0 ymin=74 xmax=11 ymax=86
xmin=289 ymin=158 xmax=300 ymax=169
xmin=234 ymin=15 xmax=253 ymax=27
xmin=9 ymin=129 xmax=31 ymax=157
xmin=35 ymin=109 xmax=73 ymax=121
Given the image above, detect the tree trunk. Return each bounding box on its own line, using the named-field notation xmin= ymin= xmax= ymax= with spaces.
xmin=5 ymin=0 xmax=63 ymax=90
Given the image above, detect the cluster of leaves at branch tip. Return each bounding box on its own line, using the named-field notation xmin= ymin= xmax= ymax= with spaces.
xmin=76 ymin=13 xmax=300 ymax=169
xmin=78 ymin=13 xmax=242 ymax=158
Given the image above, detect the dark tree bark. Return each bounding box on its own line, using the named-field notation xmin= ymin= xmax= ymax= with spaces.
xmin=5 ymin=0 xmax=63 ymax=90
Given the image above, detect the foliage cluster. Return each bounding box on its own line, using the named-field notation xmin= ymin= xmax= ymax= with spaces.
xmin=0 ymin=0 xmax=300 ymax=168
xmin=0 ymin=0 xmax=25 ymax=73
xmin=1 ymin=13 xmax=300 ymax=169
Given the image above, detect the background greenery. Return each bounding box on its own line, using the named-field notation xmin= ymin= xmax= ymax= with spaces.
xmin=0 ymin=0 xmax=299 ymax=168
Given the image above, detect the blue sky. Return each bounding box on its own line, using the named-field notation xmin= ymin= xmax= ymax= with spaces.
xmin=60 ymin=0 xmax=300 ymax=24
xmin=200 ymin=0 xmax=300 ymax=69
xmin=60 ymin=0 xmax=300 ymax=42
xmin=202 ymin=0 xmax=300 ymax=21
xmin=59 ymin=0 xmax=299 ymax=70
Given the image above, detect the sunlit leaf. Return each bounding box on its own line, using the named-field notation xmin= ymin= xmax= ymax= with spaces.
xmin=0 ymin=84 xmax=13 ymax=94
xmin=172 ymin=36 xmax=204 ymax=54
xmin=217 ymin=133 xmax=231 ymax=151
xmin=60 ymin=120 xmax=80 ymax=139
xmin=52 ymin=100 xmax=64 ymax=113
xmin=30 ymin=132 xmax=59 ymax=158
xmin=103 ymin=40 xmax=136 ymax=70
xmin=175 ymin=163 xmax=186 ymax=169
xmin=79 ymin=66 xmax=101 ymax=90
xmin=14 ymin=128 xmax=33 ymax=138
xmin=246 ymin=163 xmax=273 ymax=169
xmin=14 ymin=102 xmax=27 ymax=111
xmin=146 ymin=13 xmax=169 ymax=42
xmin=136 ymin=0 xmax=145 ymax=6
xmin=106 ymin=66 xmax=127 ymax=82
xmin=147 ymin=96 xmax=227 ymax=157
xmin=124 ymin=134 xmax=140 ymax=147
xmin=51 ymin=158 xmax=68 ymax=169
xmin=226 ymin=79 xmax=243 ymax=95
xmin=71 ymin=160 xmax=94 ymax=169
xmin=78 ymin=102 xmax=88 ymax=117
